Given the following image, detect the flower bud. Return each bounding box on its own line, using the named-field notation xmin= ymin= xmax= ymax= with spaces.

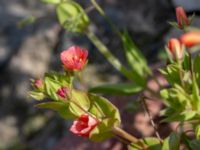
xmin=176 ymin=6 xmax=189 ymax=29
xmin=56 ymin=87 xmax=69 ymax=99
xmin=34 ymin=79 xmax=43 ymax=90
xmin=60 ymin=46 xmax=88 ymax=71
xmin=70 ymin=114 xmax=98 ymax=137
xmin=167 ymin=38 xmax=183 ymax=60
xmin=180 ymin=32 xmax=200 ymax=47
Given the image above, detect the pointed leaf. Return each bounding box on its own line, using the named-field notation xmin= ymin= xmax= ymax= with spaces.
xmin=36 ymin=101 xmax=76 ymax=119
xmin=29 ymin=91 xmax=45 ymax=101
xmin=89 ymin=83 xmax=142 ymax=95
xmin=88 ymin=94 xmax=121 ymax=124
xmin=121 ymin=31 xmax=151 ymax=87
xmin=89 ymin=118 xmax=116 ymax=142
xmin=162 ymin=132 xmax=180 ymax=150
xmin=41 ymin=0 xmax=61 ymax=4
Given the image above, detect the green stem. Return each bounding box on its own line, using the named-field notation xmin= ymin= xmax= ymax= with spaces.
xmin=112 ymin=127 xmax=146 ymax=149
xmin=85 ymin=29 xmax=135 ymax=81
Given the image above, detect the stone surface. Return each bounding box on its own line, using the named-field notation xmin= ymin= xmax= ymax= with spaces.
xmin=172 ymin=0 xmax=200 ymax=11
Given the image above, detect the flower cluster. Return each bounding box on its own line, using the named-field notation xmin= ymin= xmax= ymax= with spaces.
xmin=29 ymin=1 xmax=200 ymax=149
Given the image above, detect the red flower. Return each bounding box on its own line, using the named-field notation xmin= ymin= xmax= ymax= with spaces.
xmin=60 ymin=46 xmax=88 ymax=71
xmin=167 ymin=38 xmax=183 ymax=59
xmin=70 ymin=114 xmax=98 ymax=137
xmin=56 ymin=87 xmax=69 ymax=99
xmin=176 ymin=6 xmax=189 ymax=29
xmin=34 ymin=79 xmax=43 ymax=89
xmin=180 ymin=32 xmax=200 ymax=47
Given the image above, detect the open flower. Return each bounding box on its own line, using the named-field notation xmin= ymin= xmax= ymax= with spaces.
xmin=60 ymin=46 xmax=88 ymax=71
xmin=180 ymin=32 xmax=200 ymax=47
xmin=176 ymin=6 xmax=189 ymax=29
xmin=70 ymin=114 xmax=98 ymax=137
xmin=167 ymin=38 xmax=183 ymax=60
xmin=56 ymin=87 xmax=69 ymax=99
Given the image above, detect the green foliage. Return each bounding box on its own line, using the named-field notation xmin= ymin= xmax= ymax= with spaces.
xmin=162 ymin=132 xmax=180 ymax=150
xmin=29 ymin=91 xmax=45 ymax=100
xmin=36 ymin=101 xmax=76 ymax=119
xmin=68 ymin=90 xmax=91 ymax=116
xmin=89 ymin=118 xmax=115 ymax=142
xmin=41 ymin=0 xmax=61 ymax=4
xmin=56 ymin=1 xmax=89 ymax=32
xmin=88 ymin=94 xmax=121 ymax=141
xmin=44 ymin=72 xmax=71 ymax=101
xmin=88 ymin=94 xmax=121 ymax=122
xmin=128 ymin=137 xmax=162 ymax=150
xmin=160 ymin=84 xmax=190 ymax=110
xmin=160 ymin=64 xmax=182 ymax=86
xmin=121 ymin=31 xmax=151 ymax=87
xmin=193 ymin=55 xmax=200 ymax=87
xmin=189 ymin=139 xmax=200 ymax=150
xmin=89 ymin=83 xmax=142 ymax=95
xmin=195 ymin=125 xmax=200 ymax=140
xmin=18 ymin=16 xmax=36 ymax=28
xmin=160 ymin=84 xmax=200 ymax=122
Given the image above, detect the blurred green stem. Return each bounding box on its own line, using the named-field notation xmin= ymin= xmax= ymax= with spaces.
xmin=112 ymin=127 xmax=146 ymax=149
xmin=85 ymin=29 xmax=135 ymax=81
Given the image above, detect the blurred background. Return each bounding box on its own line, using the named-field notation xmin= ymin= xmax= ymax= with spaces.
xmin=0 ymin=0 xmax=200 ymax=149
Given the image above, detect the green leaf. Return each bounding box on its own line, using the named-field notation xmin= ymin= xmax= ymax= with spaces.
xmin=195 ymin=125 xmax=200 ymax=140
xmin=18 ymin=16 xmax=36 ymax=28
xmin=41 ymin=0 xmax=61 ymax=4
xmin=56 ymin=1 xmax=89 ymax=32
xmin=89 ymin=118 xmax=116 ymax=142
xmin=168 ymin=21 xmax=179 ymax=29
xmin=191 ymin=76 xmax=200 ymax=111
xmin=88 ymin=94 xmax=121 ymax=124
xmin=182 ymin=53 xmax=190 ymax=71
xmin=128 ymin=137 xmax=162 ymax=150
xmin=36 ymin=101 xmax=76 ymax=119
xmin=29 ymin=91 xmax=45 ymax=101
xmin=160 ymin=85 xmax=190 ymax=110
xmin=190 ymin=140 xmax=200 ymax=150
xmin=162 ymin=132 xmax=180 ymax=150
xmin=121 ymin=31 xmax=151 ymax=87
xmin=89 ymin=83 xmax=142 ymax=95
xmin=45 ymin=72 xmax=71 ymax=86
xmin=162 ymin=111 xmax=197 ymax=122
xmin=143 ymin=137 xmax=162 ymax=150
xmin=68 ymin=89 xmax=91 ymax=116
xmin=44 ymin=72 xmax=71 ymax=101
xmin=193 ymin=55 xmax=200 ymax=88
xmin=160 ymin=64 xmax=182 ymax=86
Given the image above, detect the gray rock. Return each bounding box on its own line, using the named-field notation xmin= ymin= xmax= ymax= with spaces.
xmin=172 ymin=0 xmax=200 ymax=11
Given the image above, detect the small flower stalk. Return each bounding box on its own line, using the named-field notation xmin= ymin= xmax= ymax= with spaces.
xmin=176 ymin=6 xmax=189 ymax=29
xmin=70 ymin=114 xmax=98 ymax=137
xmin=60 ymin=46 xmax=88 ymax=71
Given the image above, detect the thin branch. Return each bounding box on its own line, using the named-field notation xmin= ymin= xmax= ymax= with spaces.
xmin=140 ymin=96 xmax=163 ymax=144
